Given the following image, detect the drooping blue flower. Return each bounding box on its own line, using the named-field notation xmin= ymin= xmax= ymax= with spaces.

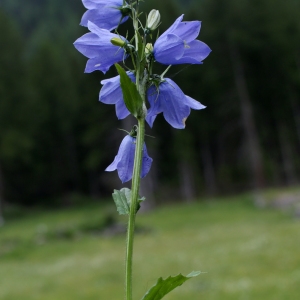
xmin=80 ymin=0 xmax=130 ymax=31
xmin=146 ymin=78 xmax=206 ymax=129
xmin=106 ymin=135 xmax=153 ymax=183
xmin=153 ymin=15 xmax=211 ymax=65
xmin=73 ymin=21 xmax=127 ymax=73
xmin=99 ymin=72 xmax=135 ymax=119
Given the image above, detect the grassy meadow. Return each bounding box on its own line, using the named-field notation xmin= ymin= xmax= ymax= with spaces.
xmin=0 ymin=191 xmax=300 ymax=299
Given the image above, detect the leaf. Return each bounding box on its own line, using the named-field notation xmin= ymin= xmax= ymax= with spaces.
xmin=112 ymin=188 xmax=146 ymax=215
xmin=141 ymin=271 xmax=201 ymax=300
xmin=115 ymin=64 xmax=143 ymax=118
xmin=112 ymin=189 xmax=130 ymax=215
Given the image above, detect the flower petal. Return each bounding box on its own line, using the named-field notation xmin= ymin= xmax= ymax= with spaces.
xmin=82 ymin=0 xmax=103 ymax=9
xmin=73 ymin=32 xmax=102 ymax=59
xmin=185 ymin=96 xmax=206 ymax=110
xmin=172 ymin=21 xmax=201 ymax=43
xmin=105 ymin=138 xmax=127 ymax=172
xmin=146 ymin=85 xmax=163 ymax=127
xmin=147 ymin=79 xmax=205 ymax=129
xmin=145 ymin=114 xmax=157 ymax=128
xmin=154 ymin=34 xmax=184 ymax=65
xmin=105 ymin=135 xmax=132 ymax=173
xmin=148 ymin=79 xmax=190 ymax=129
xmin=82 ymin=0 xmax=123 ymax=10
xmin=175 ymin=40 xmax=212 ymax=64
xmin=105 ymin=155 xmax=120 ymax=172
xmin=87 ymin=21 xmax=115 ymax=39
xmin=99 ymin=72 xmax=134 ymax=118
xmin=85 ymin=55 xmax=123 ymax=73
xmin=74 ymin=22 xmax=126 ymax=73
xmin=115 ymin=100 xmax=130 ymax=119
xmin=159 ymin=15 xmax=184 ymax=39
xmin=115 ymin=136 xmax=136 ymax=183
xmin=141 ymin=145 xmax=153 ymax=178
xmin=100 ymin=75 xmax=123 ymax=105
xmin=152 ymin=15 xmax=211 ymax=66
xmin=80 ymin=7 xmax=128 ymax=30
xmin=106 ymin=135 xmax=152 ymax=182
xmin=159 ymin=79 xmax=191 ymax=129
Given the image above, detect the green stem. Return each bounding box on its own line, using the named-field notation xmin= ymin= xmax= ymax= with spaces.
xmin=125 ymin=117 xmax=145 ymax=300
xmin=125 ymin=3 xmax=148 ymax=299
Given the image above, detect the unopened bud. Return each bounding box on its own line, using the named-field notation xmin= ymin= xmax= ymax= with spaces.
xmin=145 ymin=43 xmax=153 ymax=56
xmin=120 ymin=5 xmax=131 ymax=17
xmin=111 ymin=37 xmax=126 ymax=47
xmin=146 ymin=9 xmax=160 ymax=31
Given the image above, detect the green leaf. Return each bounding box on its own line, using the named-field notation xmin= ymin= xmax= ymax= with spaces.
xmin=115 ymin=64 xmax=143 ymax=118
xmin=112 ymin=189 xmax=130 ymax=215
xmin=112 ymin=188 xmax=145 ymax=215
xmin=141 ymin=271 xmax=201 ymax=300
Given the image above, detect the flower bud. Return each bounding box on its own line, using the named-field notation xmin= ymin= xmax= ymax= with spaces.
xmin=146 ymin=9 xmax=160 ymax=31
xmin=120 ymin=5 xmax=131 ymax=17
xmin=145 ymin=43 xmax=154 ymax=56
xmin=110 ymin=37 xmax=126 ymax=47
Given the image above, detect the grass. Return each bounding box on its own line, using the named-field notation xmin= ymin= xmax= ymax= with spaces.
xmin=0 ymin=192 xmax=300 ymax=299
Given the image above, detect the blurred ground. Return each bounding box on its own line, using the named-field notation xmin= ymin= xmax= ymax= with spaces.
xmin=0 ymin=188 xmax=300 ymax=299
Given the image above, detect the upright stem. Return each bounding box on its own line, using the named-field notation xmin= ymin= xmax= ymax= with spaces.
xmin=125 ymin=117 xmax=145 ymax=300
xmin=125 ymin=3 xmax=148 ymax=298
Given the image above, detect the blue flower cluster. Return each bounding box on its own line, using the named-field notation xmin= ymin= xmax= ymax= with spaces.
xmin=74 ymin=0 xmax=211 ymax=182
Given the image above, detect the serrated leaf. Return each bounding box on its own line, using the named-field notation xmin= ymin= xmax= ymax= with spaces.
xmin=115 ymin=64 xmax=143 ymax=118
xmin=112 ymin=189 xmax=130 ymax=215
xmin=141 ymin=271 xmax=201 ymax=300
xmin=112 ymin=188 xmax=145 ymax=215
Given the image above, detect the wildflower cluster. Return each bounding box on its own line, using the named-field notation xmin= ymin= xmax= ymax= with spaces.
xmin=74 ymin=0 xmax=211 ymax=182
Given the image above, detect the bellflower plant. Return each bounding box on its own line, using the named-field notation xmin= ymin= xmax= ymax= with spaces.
xmin=74 ymin=1 xmax=211 ymax=299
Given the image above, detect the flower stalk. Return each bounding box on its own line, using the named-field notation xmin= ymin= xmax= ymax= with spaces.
xmin=126 ymin=4 xmax=147 ymax=292
xmin=125 ymin=117 xmax=145 ymax=300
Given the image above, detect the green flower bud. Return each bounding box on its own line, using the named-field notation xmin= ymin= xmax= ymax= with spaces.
xmin=120 ymin=5 xmax=131 ymax=17
xmin=145 ymin=43 xmax=154 ymax=56
xmin=146 ymin=9 xmax=160 ymax=31
xmin=111 ymin=37 xmax=126 ymax=47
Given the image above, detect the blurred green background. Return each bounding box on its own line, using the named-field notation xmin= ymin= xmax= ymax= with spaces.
xmin=0 ymin=0 xmax=300 ymax=298
xmin=1 ymin=192 xmax=300 ymax=299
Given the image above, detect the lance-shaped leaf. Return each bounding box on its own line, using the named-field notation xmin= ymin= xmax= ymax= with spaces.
xmin=112 ymin=188 xmax=145 ymax=215
xmin=115 ymin=64 xmax=143 ymax=118
xmin=141 ymin=271 xmax=201 ymax=300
